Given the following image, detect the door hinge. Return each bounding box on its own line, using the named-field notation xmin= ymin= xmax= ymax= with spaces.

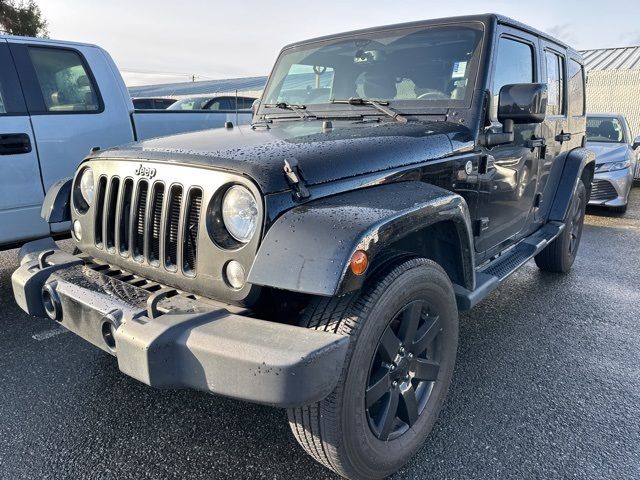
xmin=474 ymin=217 xmax=490 ymax=236
xmin=526 ymin=136 xmax=546 ymax=158
xmin=534 ymin=192 xmax=543 ymax=208
xmin=284 ymin=158 xmax=310 ymax=200
xmin=556 ymin=131 xmax=572 ymax=144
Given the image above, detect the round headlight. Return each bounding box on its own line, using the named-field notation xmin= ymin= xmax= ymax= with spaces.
xmin=222 ymin=186 xmax=258 ymax=243
xmin=79 ymin=168 xmax=95 ymax=206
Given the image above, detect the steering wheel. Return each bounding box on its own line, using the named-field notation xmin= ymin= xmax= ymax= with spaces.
xmin=417 ymin=91 xmax=449 ymax=100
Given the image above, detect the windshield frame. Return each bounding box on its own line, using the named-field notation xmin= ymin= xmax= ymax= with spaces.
xmin=258 ymin=21 xmax=486 ymax=119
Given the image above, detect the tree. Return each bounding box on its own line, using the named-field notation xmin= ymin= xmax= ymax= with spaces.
xmin=0 ymin=0 xmax=48 ymax=37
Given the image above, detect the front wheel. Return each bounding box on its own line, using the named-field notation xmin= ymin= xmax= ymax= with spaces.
xmin=287 ymin=258 xmax=459 ymax=480
xmin=535 ymin=179 xmax=587 ymax=273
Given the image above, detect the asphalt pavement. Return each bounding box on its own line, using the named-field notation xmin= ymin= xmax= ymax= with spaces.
xmin=1 ymin=189 xmax=639 ymax=480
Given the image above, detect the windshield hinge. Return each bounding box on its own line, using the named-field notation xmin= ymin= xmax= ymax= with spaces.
xmin=284 ymin=158 xmax=310 ymax=200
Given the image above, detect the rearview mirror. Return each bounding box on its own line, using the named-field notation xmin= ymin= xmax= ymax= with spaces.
xmin=498 ymin=83 xmax=548 ymax=125
xmin=632 ymin=135 xmax=640 ymax=150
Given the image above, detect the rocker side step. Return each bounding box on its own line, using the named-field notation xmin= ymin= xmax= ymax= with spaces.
xmin=454 ymin=221 xmax=564 ymax=310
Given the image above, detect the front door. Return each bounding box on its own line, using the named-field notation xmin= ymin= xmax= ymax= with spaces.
xmin=475 ymin=29 xmax=542 ymax=254
xmin=0 ymin=41 xmax=48 ymax=245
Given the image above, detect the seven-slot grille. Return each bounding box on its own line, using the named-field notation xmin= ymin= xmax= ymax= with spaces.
xmin=94 ymin=176 xmax=203 ymax=276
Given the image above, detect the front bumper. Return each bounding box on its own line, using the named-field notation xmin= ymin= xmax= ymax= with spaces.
xmin=12 ymin=239 xmax=348 ymax=408
xmin=589 ymin=168 xmax=633 ymax=207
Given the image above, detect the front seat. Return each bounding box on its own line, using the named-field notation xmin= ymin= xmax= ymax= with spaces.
xmin=598 ymin=121 xmax=619 ymax=141
xmin=362 ymin=71 xmax=397 ymax=100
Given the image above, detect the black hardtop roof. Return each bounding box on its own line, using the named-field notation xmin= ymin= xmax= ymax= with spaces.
xmin=281 ymin=13 xmax=579 ymax=57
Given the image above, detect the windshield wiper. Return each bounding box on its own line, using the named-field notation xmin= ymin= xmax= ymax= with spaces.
xmin=330 ymin=97 xmax=408 ymax=123
xmin=263 ymin=102 xmax=311 ymax=119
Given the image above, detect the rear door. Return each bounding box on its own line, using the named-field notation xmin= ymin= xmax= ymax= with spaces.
xmin=535 ymin=41 xmax=568 ymax=220
xmin=0 ymin=40 xmax=49 ymax=245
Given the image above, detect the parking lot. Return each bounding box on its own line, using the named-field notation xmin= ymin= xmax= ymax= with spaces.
xmin=0 ymin=188 xmax=638 ymax=480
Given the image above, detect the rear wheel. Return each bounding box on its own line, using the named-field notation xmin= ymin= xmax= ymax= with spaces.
xmin=287 ymin=258 xmax=458 ymax=480
xmin=535 ymin=179 xmax=587 ymax=273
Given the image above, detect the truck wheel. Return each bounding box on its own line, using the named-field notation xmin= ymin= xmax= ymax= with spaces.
xmin=535 ymin=179 xmax=587 ymax=273
xmin=287 ymin=258 xmax=458 ymax=480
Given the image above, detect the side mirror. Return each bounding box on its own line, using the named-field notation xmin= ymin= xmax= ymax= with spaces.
xmin=498 ymin=83 xmax=548 ymax=125
xmin=251 ymin=99 xmax=261 ymax=115
xmin=486 ymin=83 xmax=548 ymax=147
xmin=632 ymin=135 xmax=640 ymax=150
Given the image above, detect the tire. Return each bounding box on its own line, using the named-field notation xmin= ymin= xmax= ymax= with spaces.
xmin=609 ymin=204 xmax=627 ymax=214
xmin=535 ymin=179 xmax=587 ymax=273
xmin=287 ymin=258 xmax=459 ymax=480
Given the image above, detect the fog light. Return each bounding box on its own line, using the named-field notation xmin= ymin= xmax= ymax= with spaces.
xmin=73 ymin=220 xmax=82 ymax=240
xmin=225 ymin=260 xmax=246 ymax=289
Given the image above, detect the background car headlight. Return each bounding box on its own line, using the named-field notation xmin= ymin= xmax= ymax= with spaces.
xmin=222 ymin=186 xmax=258 ymax=243
xmin=79 ymin=168 xmax=95 ymax=206
xmin=595 ymin=160 xmax=631 ymax=173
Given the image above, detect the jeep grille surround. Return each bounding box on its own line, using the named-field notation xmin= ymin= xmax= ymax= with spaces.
xmin=72 ymin=159 xmax=263 ymax=303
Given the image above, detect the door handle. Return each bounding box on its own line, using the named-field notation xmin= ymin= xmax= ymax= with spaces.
xmin=556 ymin=132 xmax=572 ymax=143
xmin=0 ymin=133 xmax=32 ymax=155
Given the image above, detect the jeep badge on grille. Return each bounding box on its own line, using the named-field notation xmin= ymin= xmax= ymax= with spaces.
xmin=135 ymin=164 xmax=157 ymax=179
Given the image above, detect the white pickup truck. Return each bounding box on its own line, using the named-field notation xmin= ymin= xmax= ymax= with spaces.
xmin=0 ymin=34 xmax=253 ymax=249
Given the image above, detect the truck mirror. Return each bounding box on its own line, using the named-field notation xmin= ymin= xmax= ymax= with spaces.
xmin=498 ymin=83 xmax=548 ymax=125
xmin=632 ymin=135 xmax=640 ymax=150
xmin=252 ymin=99 xmax=261 ymax=115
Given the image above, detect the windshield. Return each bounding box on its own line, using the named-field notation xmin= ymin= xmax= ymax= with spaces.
xmin=261 ymin=24 xmax=483 ymax=114
xmin=168 ymin=97 xmax=214 ymax=110
xmin=586 ymin=117 xmax=626 ymax=143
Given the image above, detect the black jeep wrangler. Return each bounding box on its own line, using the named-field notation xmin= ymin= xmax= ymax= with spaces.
xmin=13 ymin=14 xmax=594 ymax=480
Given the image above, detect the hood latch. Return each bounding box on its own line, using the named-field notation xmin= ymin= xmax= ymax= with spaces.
xmin=284 ymin=158 xmax=310 ymax=200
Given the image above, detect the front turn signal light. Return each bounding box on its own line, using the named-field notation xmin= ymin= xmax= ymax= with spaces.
xmin=350 ymin=250 xmax=369 ymax=276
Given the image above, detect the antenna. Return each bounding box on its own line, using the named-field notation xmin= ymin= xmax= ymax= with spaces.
xmin=235 ymin=89 xmax=239 ymax=126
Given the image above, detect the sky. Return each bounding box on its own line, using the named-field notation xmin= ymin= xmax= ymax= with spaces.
xmin=39 ymin=0 xmax=640 ymax=86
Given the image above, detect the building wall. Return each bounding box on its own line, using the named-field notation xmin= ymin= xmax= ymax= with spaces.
xmin=586 ymin=70 xmax=640 ymax=138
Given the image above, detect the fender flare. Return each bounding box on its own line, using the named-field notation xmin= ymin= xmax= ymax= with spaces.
xmin=548 ymin=147 xmax=595 ymax=222
xmin=248 ymin=181 xmax=475 ymax=297
xmin=41 ymin=177 xmax=72 ymax=224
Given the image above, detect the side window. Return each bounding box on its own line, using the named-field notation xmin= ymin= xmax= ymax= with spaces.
xmin=491 ymin=37 xmax=534 ymax=118
xmin=0 ymin=44 xmax=27 ymax=115
xmin=0 ymin=82 xmax=6 ymax=114
xmin=29 ymin=47 xmax=100 ymax=113
xmin=545 ymin=51 xmax=565 ymax=116
xmin=568 ymin=59 xmax=585 ymax=117
xmin=207 ymin=98 xmax=233 ymax=111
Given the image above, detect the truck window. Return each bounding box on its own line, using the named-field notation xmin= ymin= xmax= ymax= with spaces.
xmin=491 ymin=37 xmax=534 ymax=119
xmin=207 ymin=98 xmax=234 ymax=110
xmin=29 ymin=47 xmax=100 ymax=113
xmin=0 ymin=44 xmax=27 ymax=115
xmin=568 ymin=59 xmax=585 ymax=117
xmin=545 ymin=51 xmax=565 ymax=116
xmin=0 ymin=83 xmax=5 ymax=114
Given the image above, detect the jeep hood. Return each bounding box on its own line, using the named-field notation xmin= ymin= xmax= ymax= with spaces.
xmin=587 ymin=142 xmax=630 ymax=165
xmin=96 ymin=120 xmax=474 ymax=194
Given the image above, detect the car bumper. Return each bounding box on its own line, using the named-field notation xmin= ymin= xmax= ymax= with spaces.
xmin=589 ymin=168 xmax=633 ymax=207
xmin=12 ymin=239 xmax=348 ymax=408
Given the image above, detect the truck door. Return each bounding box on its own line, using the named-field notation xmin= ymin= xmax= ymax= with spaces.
xmin=475 ymin=29 xmax=543 ymax=254
xmin=8 ymin=42 xmax=134 ymax=232
xmin=534 ymin=41 xmax=569 ymax=221
xmin=0 ymin=41 xmax=49 ymax=245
